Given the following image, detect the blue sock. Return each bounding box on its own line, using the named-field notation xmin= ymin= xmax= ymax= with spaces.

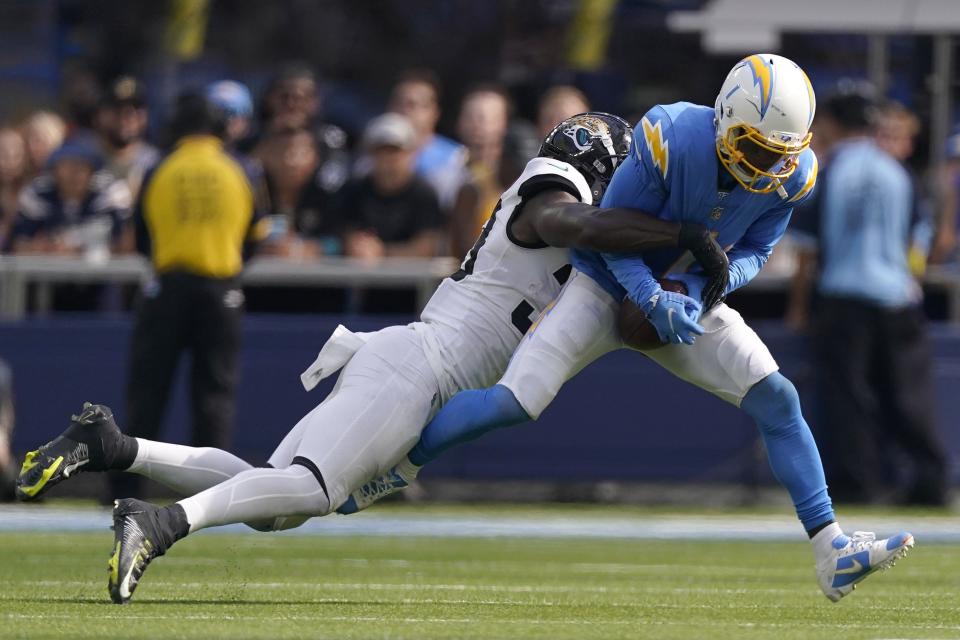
xmin=740 ymin=372 xmax=835 ymax=532
xmin=408 ymin=384 xmax=530 ymax=466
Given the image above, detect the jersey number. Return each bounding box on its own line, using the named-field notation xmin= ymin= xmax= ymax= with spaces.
xmin=450 ymin=201 xmax=571 ymax=337
xmin=510 ymin=266 xmax=571 ymax=335
xmin=451 ymin=200 xmax=500 ymax=282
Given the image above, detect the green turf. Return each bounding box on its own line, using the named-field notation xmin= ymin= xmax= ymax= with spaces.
xmin=1 ymin=524 xmax=958 ymax=639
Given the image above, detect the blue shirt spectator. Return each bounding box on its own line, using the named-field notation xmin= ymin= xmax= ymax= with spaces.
xmin=413 ymin=133 xmax=466 ymax=209
xmin=797 ymin=81 xmax=947 ymax=506
xmin=389 ymin=70 xmax=467 ymax=212
xmin=818 ymin=138 xmax=918 ymax=308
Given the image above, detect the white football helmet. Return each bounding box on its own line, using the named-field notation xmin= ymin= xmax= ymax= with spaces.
xmin=715 ymin=53 xmax=815 ymax=193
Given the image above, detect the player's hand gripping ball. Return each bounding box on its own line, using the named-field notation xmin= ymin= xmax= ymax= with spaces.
xmin=619 ymin=279 xmax=688 ymax=350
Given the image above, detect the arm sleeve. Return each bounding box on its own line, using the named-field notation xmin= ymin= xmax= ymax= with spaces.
xmin=725 ymin=206 xmax=793 ymax=293
xmin=601 ymin=252 xmax=661 ymax=309
xmin=597 ymin=107 xmax=675 ymax=309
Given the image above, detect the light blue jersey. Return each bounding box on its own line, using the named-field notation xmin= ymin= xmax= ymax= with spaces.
xmin=572 ymin=102 xmax=818 ymax=306
xmin=818 ymin=138 xmax=917 ymax=308
xmin=415 ymin=134 xmax=467 ymax=209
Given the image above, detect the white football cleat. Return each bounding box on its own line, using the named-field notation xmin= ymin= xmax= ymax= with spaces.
xmin=336 ymin=457 xmax=421 ymax=515
xmin=816 ymin=530 xmax=914 ymax=602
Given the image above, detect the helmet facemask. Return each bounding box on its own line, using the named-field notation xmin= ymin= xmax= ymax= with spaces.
xmin=716 ymin=123 xmax=810 ymax=194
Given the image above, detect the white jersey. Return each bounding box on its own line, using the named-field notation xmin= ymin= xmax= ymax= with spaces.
xmin=419 ymin=156 xmax=593 ymax=399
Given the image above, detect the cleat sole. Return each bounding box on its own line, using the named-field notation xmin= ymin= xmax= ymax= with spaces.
xmin=16 ymin=455 xmax=64 ymax=500
xmin=107 ymin=540 xmax=121 ymax=598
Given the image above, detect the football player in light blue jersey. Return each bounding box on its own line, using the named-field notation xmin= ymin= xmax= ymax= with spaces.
xmin=345 ymin=54 xmax=915 ymax=602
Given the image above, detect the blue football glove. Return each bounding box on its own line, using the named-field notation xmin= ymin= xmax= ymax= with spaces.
xmin=643 ymin=290 xmax=705 ymax=345
xmin=669 ymin=273 xmax=707 ymax=316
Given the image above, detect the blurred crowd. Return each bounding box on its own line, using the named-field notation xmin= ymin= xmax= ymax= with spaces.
xmin=7 ymin=63 xmax=960 ymax=282
xmin=0 ymin=65 xmax=598 ymax=269
xmin=9 ymin=64 xmax=960 ymax=281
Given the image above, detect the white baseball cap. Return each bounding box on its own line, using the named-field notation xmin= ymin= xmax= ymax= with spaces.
xmin=363 ymin=113 xmax=416 ymax=150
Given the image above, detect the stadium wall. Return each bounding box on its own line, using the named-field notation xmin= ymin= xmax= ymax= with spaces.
xmin=2 ymin=315 xmax=958 ymax=485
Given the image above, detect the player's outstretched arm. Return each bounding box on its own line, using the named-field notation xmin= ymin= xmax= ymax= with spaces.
xmin=519 ymin=190 xmax=679 ymax=251
xmin=518 ymin=190 xmax=729 ymax=308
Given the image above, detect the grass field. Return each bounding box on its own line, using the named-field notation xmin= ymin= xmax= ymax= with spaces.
xmin=2 ymin=506 xmax=959 ymax=639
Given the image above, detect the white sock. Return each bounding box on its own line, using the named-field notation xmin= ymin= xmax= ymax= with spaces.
xmin=177 ymin=465 xmax=330 ymax=533
xmin=399 ymin=456 xmax=422 ymax=478
xmin=811 ymin=522 xmax=845 ymax=559
xmin=128 ymin=439 xmax=254 ymax=496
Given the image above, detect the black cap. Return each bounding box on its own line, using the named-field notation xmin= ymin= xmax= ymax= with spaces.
xmin=104 ymin=75 xmax=146 ymax=107
xmin=169 ymin=91 xmax=226 ymax=139
xmin=821 ymin=79 xmax=879 ymax=130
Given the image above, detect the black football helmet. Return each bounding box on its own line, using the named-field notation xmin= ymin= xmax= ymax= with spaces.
xmin=539 ymin=111 xmax=633 ymax=203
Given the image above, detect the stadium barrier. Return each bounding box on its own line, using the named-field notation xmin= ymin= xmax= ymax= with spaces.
xmin=0 ymin=255 xmax=460 ymax=318
xmin=2 ymin=314 xmax=958 ymax=486
xmin=3 ymin=255 xmax=960 ymax=322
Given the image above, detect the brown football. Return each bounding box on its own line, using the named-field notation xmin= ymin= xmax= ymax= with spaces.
xmin=618 ymin=279 xmax=688 ymax=351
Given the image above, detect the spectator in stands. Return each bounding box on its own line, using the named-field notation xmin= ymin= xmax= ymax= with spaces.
xmin=456 ymin=84 xmax=510 ymax=179
xmin=206 ymin=80 xmax=272 ymax=243
xmin=0 ymin=127 xmax=29 ymax=250
xmin=61 ymin=65 xmax=103 ymax=133
xmin=118 ymin=92 xmax=266 ymax=500
xmin=21 ymin=111 xmax=66 ymax=177
xmin=6 ymin=136 xmax=132 ymax=259
xmin=206 ymin=80 xmax=255 ymax=149
xmin=255 ymin=127 xmax=344 ymax=258
xmin=0 ymin=359 xmax=14 ymax=502
xmin=95 ymin=76 xmax=160 ymax=200
xmin=449 ymin=85 xmax=510 ymax=257
xmin=785 ymin=88 xmax=847 ymax=332
xmin=536 ymin=85 xmax=590 ymax=138
xmin=388 ymin=69 xmax=467 ymax=213
xmin=255 ymin=63 xmax=351 ymax=169
xmin=792 ymin=82 xmax=948 ymax=506
xmin=337 ymin=113 xmax=442 ymax=260
xmin=499 ymin=120 xmax=541 ymax=191
xmin=260 ymin=63 xmax=321 ymax=132
xmin=875 ymin=101 xmax=934 ymax=275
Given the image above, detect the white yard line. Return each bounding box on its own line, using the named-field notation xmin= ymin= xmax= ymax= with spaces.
xmin=13 ymin=579 xmax=954 ymax=600
xmin=2 ymin=506 xmax=959 ymax=541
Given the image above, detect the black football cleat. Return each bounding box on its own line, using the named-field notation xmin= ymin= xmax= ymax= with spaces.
xmin=17 ymin=402 xmax=134 ymax=501
xmin=108 ymin=499 xmax=188 ymax=604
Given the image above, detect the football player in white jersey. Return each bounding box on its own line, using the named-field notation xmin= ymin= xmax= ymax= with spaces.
xmin=15 ymin=112 xmax=730 ymax=603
